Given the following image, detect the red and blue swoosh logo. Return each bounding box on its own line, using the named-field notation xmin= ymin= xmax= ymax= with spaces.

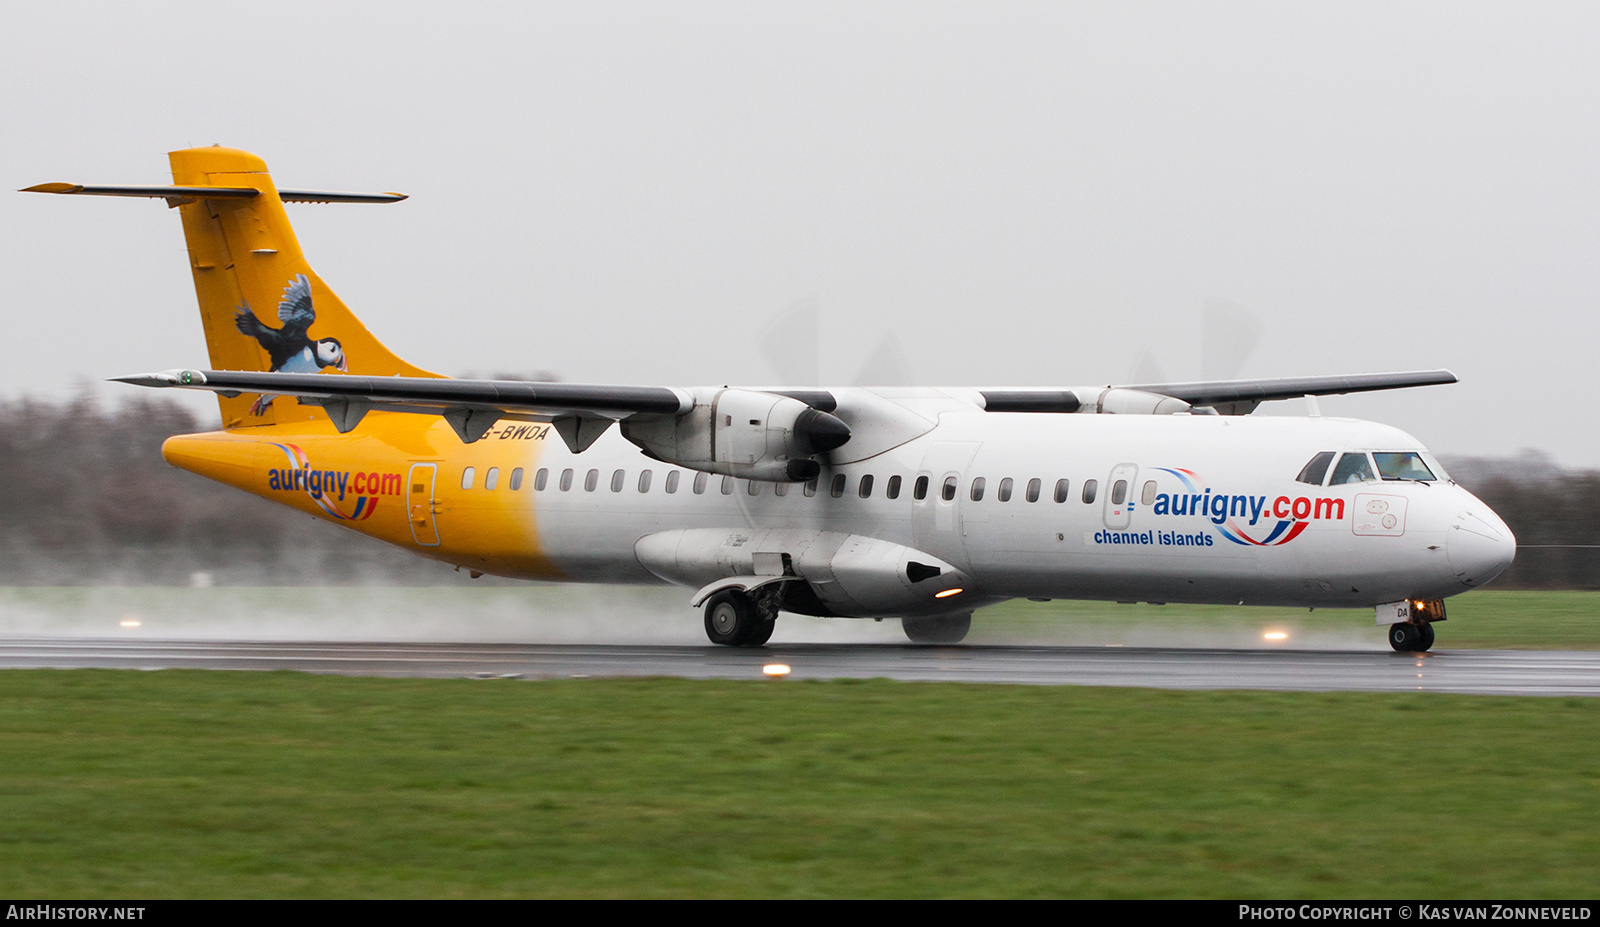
xmin=1154 ymin=467 xmax=1310 ymax=547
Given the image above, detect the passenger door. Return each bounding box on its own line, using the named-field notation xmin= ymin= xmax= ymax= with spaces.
xmin=407 ymin=462 xmax=441 ymax=546
xmin=1103 ymin=462 xmax=1139 ymax=529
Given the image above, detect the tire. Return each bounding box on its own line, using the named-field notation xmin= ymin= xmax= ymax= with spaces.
xmin=1416 ymin=622 xmax=1435 ymax=652
xmin=704 ymin=590 xmax=758 ymax=646
xmin=1388 ymin=622 xmax=1420 ymax=652
xmin=744 ymin=618 xmax=776 ymax=647
xmin=903 ymin=612 xmax=972 ymax=644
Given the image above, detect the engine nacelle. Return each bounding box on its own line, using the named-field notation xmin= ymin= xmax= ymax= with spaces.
xmin=620 ymin=388 xmax=850 ymax=482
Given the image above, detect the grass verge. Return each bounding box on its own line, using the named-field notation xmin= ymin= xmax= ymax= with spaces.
xmin=970 ymin=589 xmax=1600 ymax=650
xmin=2 ymin=587 xmax=1595 ymax=650
xmin=0 ymin=669 xmax=1594 ymax=898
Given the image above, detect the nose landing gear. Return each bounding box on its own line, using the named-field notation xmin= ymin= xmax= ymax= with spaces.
xmin=1387 ymin=621 xmax=1436 ymax=652
xmin=1386 ymin=598 xmax=1444 ymax=652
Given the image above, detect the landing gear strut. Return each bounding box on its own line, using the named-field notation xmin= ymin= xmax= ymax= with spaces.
xmin=703 ymin=587 xmax=778 ymax=646
xmin=902 ymin=612 xmax=972 ymax=644
xmin=1388 ymin=621 xmax=1436 ymax=653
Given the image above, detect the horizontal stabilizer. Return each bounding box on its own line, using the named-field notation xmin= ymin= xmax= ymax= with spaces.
xmin=21 ymin=183 xmax=406 ymax=204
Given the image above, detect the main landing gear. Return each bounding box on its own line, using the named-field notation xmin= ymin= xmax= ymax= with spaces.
xmin=902 ymin=612 xmax=972 ymax=644
xmin=703 ymin=588 xmax=778 ymax=646
xmin=1388 ymin=621 xmax=1436 ymax=653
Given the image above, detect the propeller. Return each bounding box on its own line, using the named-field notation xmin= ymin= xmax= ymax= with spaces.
xmin=760 ymin=296 xmax=916 ymax=387
xmin=1128 ymin=299 xmax=1264 ymax=385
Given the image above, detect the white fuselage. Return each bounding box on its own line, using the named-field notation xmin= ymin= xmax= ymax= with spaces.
xmin=506 ymin=404 xmax=1514 ymax=615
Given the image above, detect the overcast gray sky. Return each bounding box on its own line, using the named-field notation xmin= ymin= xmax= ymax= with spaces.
xmin=4 ymin=2 xmax=1597 ymax=465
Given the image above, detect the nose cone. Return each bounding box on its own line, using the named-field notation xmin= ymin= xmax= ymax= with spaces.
xmin=1447 ymin=502 xmax=1517 ymax=588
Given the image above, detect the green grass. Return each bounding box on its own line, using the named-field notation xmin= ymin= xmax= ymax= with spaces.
xmin=0 ymin=670 xmax=1595 ymax=898
xmin=970 ymin=589 xmax=1600 ymax=650
xmin=3 ymin=586 xmax=1596 ymax=650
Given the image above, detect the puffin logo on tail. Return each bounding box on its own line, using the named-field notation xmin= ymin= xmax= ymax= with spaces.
xmin=235 ymin=274 xmax=348 ymax=415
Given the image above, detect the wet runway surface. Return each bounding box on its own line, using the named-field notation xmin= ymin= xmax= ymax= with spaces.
xmin=1 ymin=637 xmax=1597 ymax=696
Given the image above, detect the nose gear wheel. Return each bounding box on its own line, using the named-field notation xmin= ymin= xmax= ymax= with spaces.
xmin=1388 ymin=622 xmax=1435 ymax=653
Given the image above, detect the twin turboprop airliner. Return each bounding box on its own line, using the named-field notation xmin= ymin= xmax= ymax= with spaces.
xmin=25 ymin=147 xmax=1517 ymax=651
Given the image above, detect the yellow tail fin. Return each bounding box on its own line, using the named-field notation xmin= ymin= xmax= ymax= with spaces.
xmin=166 ymin=147 xmax=438 ymax=427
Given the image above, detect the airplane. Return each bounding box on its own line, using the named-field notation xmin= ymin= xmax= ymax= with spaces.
xmin=23 ymin=146 xmax=1517 ymax=652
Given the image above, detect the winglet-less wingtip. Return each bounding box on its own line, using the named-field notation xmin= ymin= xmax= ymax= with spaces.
xmin=109 ymin=369 xmax=206 ymax=388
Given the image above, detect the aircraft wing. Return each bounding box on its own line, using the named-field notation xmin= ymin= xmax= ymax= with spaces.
xmin=114 ymin=365 xmax=1458 ymax=449
xmin=970 ymin=369 xmax=1457 ymax=414
xmin=1122 ymin=369 xmax=1458 ymax=415
xmin=113 ymin=368 xmax=690 ymax=450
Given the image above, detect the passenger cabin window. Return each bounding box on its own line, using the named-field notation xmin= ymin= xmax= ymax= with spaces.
xmin=1054 ymin=479 xmax=1069 ymax=503
xmin=941 ymin=476 xmax=958 ymax=501
xmin=1082 ymin=479 xmax=1098 ymax=504
xmin=1110 ymin=480 xmax=1127 ymax=505
xmin=970 ymin=477 xmax=986 ymax=502
xmin=485 ymin=467 xmax=499 ymax=491
xmin=560 ymin=468 xmax=574 ymax=491
xmin=665 ymin=471 xmax=680 ymax=494
xmin=774 ymin=482 xmax=788 ymax=497
xmin=887 ymin=475 xmax=902 ymax=499
xmin=461 ymin=467 xmax=475 ymax=490
xmin=611 ymin=469 xmax=625 ymax=492
xmin=804 ymin=478 xmax=818 ymax=497
xmin=1330 ymin=453 xmax=1375 ymax=485
xmin=998 ymin=478 xmax=1013 ymax=502
xmin=859 ymin=475 xmax=874 ymax=498
xmin=638 ymin=470 xmax=652 ymax=493
xmin=831 ymin=474 xmax=847 ymax=498
xmin=535 ymin=468 xmax=548 ymax=491
xmin=1026 ymin=478 xmax=1041 ymax=503
xmin=721 ymin=475 xmax=735 ymax=495
xmin=1296 ymin=451 xmax=1336 ymax=486
xmin=914 ymin=476 xmax=930 ymax=500
xmin=1374 ymin=452 xmax=1437 ymax=482
xmin=693 ymin=472 xmax=708 ymax=494
xmin=511 ymin=468 xmax=524 ymax=491
xmin=1141 ymin=480 xmax=1157 ymax=505
xmin=585 ymin=469 xmax=599 ymax=492
xmin=748 ymin=479 xmax=760 ymax=496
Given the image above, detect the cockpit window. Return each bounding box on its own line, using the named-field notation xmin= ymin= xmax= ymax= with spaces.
xmin=1296 ymin=451 xmax=1335 ymax=485
xmin=1374 ymin=452 xmax=1437 ymax=482
xmin=1329 ymin=452 xmax=1375 ymax=484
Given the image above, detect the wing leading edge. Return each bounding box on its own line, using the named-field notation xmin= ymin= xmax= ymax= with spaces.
xmin=116 ymin=366 xmax=1456 ymax=448
xmin=113 ymin=369 xmax=690 ymax=449
xmin=1121 ymin=369 xmax=1458 ymax=415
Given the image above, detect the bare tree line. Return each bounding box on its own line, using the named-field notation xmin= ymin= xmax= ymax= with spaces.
xmin=0 ymin=393 xmax=463 ymax=585
xmin=0 ymin=394 xmax=1592 ymax=588
xmin=1445 ymin=453 xmax=1600 ymax=589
